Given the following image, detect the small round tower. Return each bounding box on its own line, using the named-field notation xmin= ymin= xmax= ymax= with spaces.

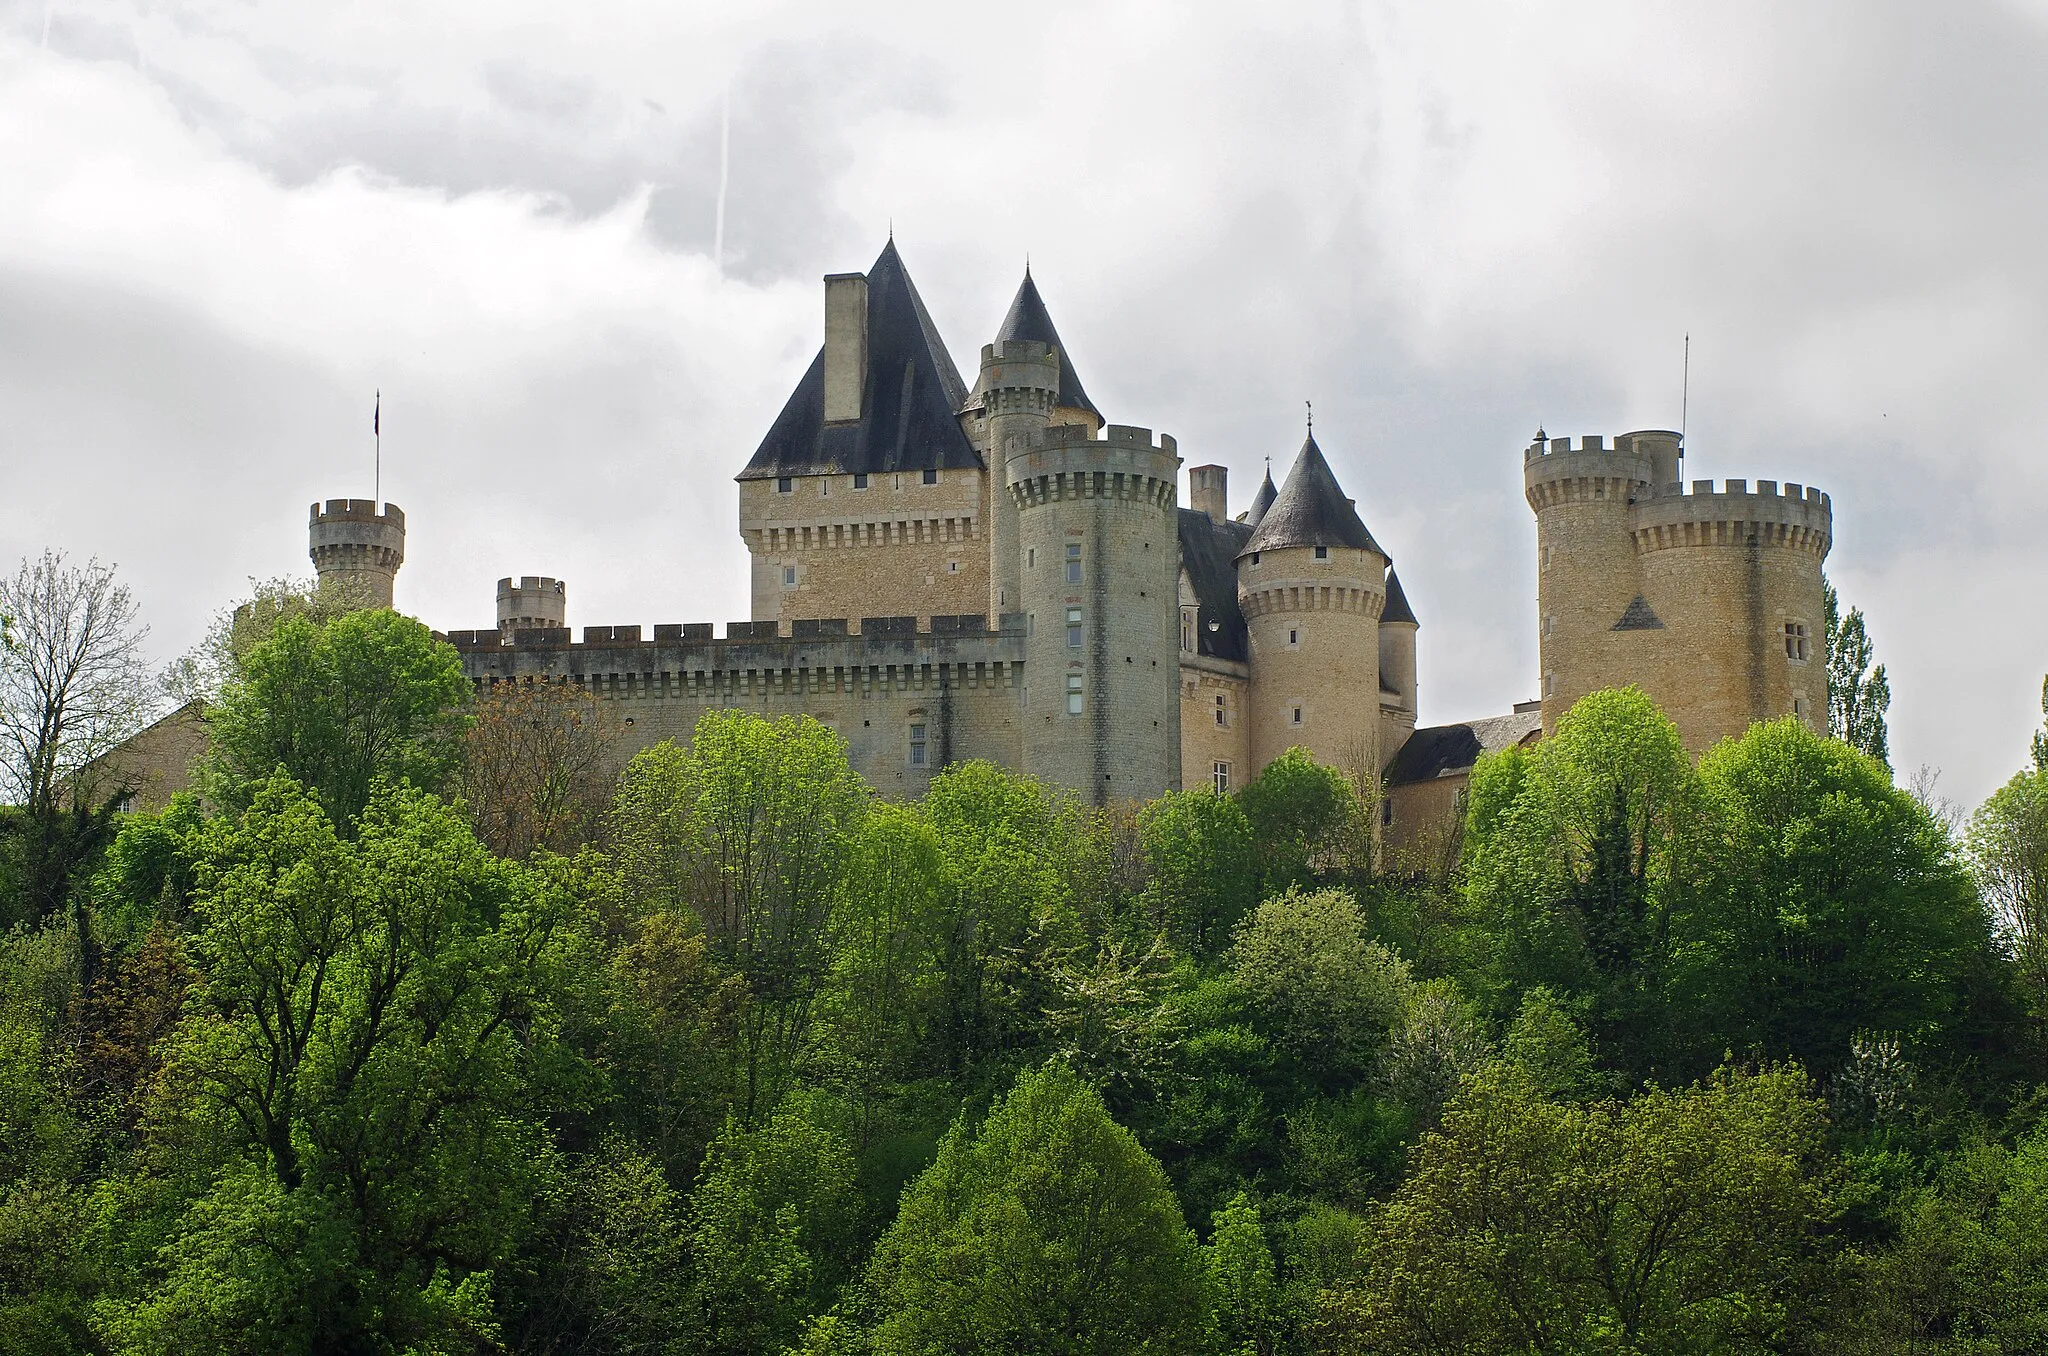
xmin=497 ymin=576 xmax=567 ymax=638
xmin=308 ymin=499 xmax=405 ymax=608
xmin=979 ymin=339 xmax=1060 ymax=619
xmin=1009 ymin=422 xmax=1182 ymax=803
xmin=1236 ymin=435 xmax=1387 ymax=781
xmin=1378 ymin=567 xmax=1419 ymax=762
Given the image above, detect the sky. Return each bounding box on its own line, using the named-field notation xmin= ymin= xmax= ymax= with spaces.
xmin=3 ymin=0 xmax=2046 ymax=809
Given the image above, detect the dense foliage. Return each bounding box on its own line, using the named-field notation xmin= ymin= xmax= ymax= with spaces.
xmin=1 ymin=601 xmax=2046 ymax=1354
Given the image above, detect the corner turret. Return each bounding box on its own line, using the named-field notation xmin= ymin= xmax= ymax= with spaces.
xmin=309 ymin=499 xmax=404 ymax=608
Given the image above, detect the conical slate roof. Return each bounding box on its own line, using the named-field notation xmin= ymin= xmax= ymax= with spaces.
xmin=1382 ymin=568 xmax=1418 ymax=626
xmin=1237 ymin=435 xmax=1384 ymax=559
xmin=740 ymin=239 xmax=978 ymax=480
xmin=1243 ymin=467 xmax=1278 ymax=527
xmin=986 ymin=268 xmax=1100 ymax=419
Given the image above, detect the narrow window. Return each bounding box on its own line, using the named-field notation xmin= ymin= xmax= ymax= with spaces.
xmin=782 ymin=565 xmax=797 ymax=588
xmin=820 ymin=479 xmax=829 ymax=497
xmin=1381 ymin=798 xmax=1394 ymax=827
xmin=909 ymin=723 xmax=928 ymax=767
xmin=1792 ymin=694 xmax=1809 ymax=725
xmin=922 ymin=468 xmax=939 ymax=485
xmin=1066 ymin=542 xmax=1082 ymax=584
xmin=1545 ymin=614 xmax=1555 ymax=635
xmin=1066 ymin=607 xmax=1083 ymax=649
xmin=1251 ymin=552 xmax=1261 ymax=565
xmin=776 ymin=476 xmax=793 ymax=493
xmin=1027 ymin=547 xmax=1036 ymax=569
xmin=853 ymin=472 xmax=869 ymax=489
xmin=1291 ymin=703 xmax=1304 ymax=726
xmin=1066 ymin=673 xmax=1084 ymax=715
xmin=948 ymin=560 xmax=959 ymax=573
xmin=1214 ymin=694 xmax=1227 ymax=728
xmin=1181 ymin=617 xmax=1193 ymax=651
xmin=1287 ymin=628 xmax=1299 ymax=647
xmin=1213 ymin=761 xmax=1231 ymax=794
xmin=1314 ymin=545 xmax=1329 ymax=560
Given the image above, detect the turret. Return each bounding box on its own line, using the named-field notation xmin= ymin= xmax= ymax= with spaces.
xmin=1010 ymin=423 xmax=1182 ymax=803
xmin=497 ymin=576 xmax=567 ymax=638
xmin=1378 ymin=567 xmax=1418 ymax=759
xmin=1236 ymin=435 xmax=1386 ymax=781
xmin=308 ymin=499 xmax=404 ymax=608
xmin=979 ymin=339 xmax=1060 ymax=618
xmin=1188 ymin=465 xmax=1229 ymax=521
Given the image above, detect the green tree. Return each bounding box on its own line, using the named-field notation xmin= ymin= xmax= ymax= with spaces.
xmin=1137 ymin=789 xmax=1257 ymax=957
xmin=1316 ymin=1064 xmax=1841 ymax=1355
xmin=2034 ymin=674 xmax=2048 ymax=774
xmin=1235 ymin=748 xmax=1359 ymax=893
xmin=867 ymin=1062 xmax=1209 ymax=1355
xmin=1968 ymin=766 xmax=2048 ymax=1019
xmin=1826 ymin=581 xmax=1890 ymax=767
xmin=199 ymin=609 xmax=471 ymax=830
xmin=1205 ymin=1191 xmax=1279 ymax=1356
xmin=1227 ymin=888 xmax=1413 ymax=1087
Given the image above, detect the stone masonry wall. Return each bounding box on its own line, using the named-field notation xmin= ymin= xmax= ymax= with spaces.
xmin=740 ymin=472 xmax=990 ymax=626
xmin=1240 ymin=542 xmax=1386 ymax=781
xmin=1179 ymin=657 xmax=1252 ymax=793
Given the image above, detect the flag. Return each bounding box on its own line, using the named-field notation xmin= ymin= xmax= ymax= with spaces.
xmin=374 ymin=390 xmax=380 ymax=438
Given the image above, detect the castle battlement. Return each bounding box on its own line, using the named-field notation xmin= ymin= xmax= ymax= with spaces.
xmin=1006 ymin=423 xmax=1180 ymax=510
xmin=1630 ymin=478 xmax=1833 ymax=556
xmin=446 ymin=612 xmax=1025 ymax=653
xmin=309 ymin=497 xmax=405 ymax=608
xmin=310 ymin=499 xmax=404 ymax=527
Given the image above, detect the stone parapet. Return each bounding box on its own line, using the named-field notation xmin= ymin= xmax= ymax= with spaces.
xmin=1630 ymin=479 xmax=1832 ymax=557
xmin=1006 ymin=423 xmax=1180 ymax=510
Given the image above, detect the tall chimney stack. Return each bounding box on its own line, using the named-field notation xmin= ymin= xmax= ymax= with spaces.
xmin=822 ymin=272 xmax=868 ymax=424
xmin=1188 ymin=464 xmax=1229 ymax=521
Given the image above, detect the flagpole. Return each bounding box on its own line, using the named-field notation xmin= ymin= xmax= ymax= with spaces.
xmin=374 ymin=389 xmax=381 ymax=505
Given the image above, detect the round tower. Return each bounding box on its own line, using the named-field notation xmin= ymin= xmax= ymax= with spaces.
xmin=980 ymin=339 xmax=1060 ymax=619
xmin=1009 ymin=422 xmax=1181 ymax=803
xmin=1523 ymin=433 xmax=1659 ymax=734
xmin=497 ymin=576 xmax=567 ymax=638
xmin=1236 ymin=435 xmax=1386 ymax=781
xmin=1378 ymin=567 xmax=1419 ymax=763
xmin=308 ymin=499 xmax=405 ymax=608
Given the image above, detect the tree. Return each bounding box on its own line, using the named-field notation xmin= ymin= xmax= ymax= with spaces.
xmin=2034 ymin=673 xmax=2048 ymax=774
xmin=1205 ymin=1191 xmax=1280 ymax=1356
xmin=1235 ymin=749 xmax=1359 ymax=892
xmin=866 ymin=1061 xmax=1210 ymax=1356
xmin=457 ymin=679 xmax=619 ymax=858
xmin=1137 ymin=789 xmax=1257 ymax=957
xmin=0 ymin=550 xmax=154 ymax=929
xmin=159 ymin=574 xmax=379 ymax=708
xmin=200 ymin=609 xmax=471 ymax=830
xmin=1316 ymin=1064 xmax=1841 ymax=1355
xmin=1227 ymin=888 xmax=1413 ymax=1086
xmin=1826 ymin=581 xmax=1890 ymax=767
xmin=1968 ymin=767 xmax=2048 ymax=1018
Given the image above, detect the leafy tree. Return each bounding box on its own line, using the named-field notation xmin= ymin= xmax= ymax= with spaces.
xmin=1204 ymin=1191 xmax=1280 ymax=1356
xmin=1826 ymin=581 xmax=1891 ymax=767
xmin=1676 ymin=718 xmax=1988 ymax=1080
xmin=1497 ymin=986 xmax=1610 ymax=1102
xmin=1235 ymin=749 xmax=1359 ymax=893
xmin=199 ymin=609 xmax=471 ymax=830
xmin=822 ymin=803 xmax=948 ymax=1103
xmin=1227 ymin=888 xmax=1413 ymax=1086
xmin=866 ymin=1062 xmax=1209 ymax=1355
xmin=159 ymin=574 xmax=381 ymax=708
xmin=1137 ymin=789 xmax=1256 ymax=957
xmin=1968 ymin=766 xmax=2048 ymax=1019
xmin=2034 ymin=674 xmax=2048 ymax=774
xmin=458 ymin=679 xmax=619 ymax=859
xmin=514 ymin=1137 xmax=690 ymax=1356
xmin=1316 ymin=1064 xmax=1841 ymax=1355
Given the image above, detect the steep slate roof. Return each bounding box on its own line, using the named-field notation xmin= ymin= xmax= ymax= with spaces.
xmin=987 ymin=268 xmax=1100 ymax=419
xmin=1177 ymin=509 xmax=1252 ymax=662
xmin=1242 ymin=467 xmax=1278 ymax=527
xmin=1382 ymin=567 xmax=1418 ymax=626
xmin=1238 ymin=435 xmax=1385 ymax=559
xmin=1383 ymin=709 xmax=1543 ymax=784
xmin=739 ymin=240 xmax=979 ymax=480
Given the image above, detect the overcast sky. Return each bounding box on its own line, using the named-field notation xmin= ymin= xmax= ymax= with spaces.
xmin=4 ymin=0 xmax=2046 ymax=808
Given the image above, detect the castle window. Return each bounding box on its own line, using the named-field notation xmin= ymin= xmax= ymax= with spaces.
xmin=922 ymin=468 xmax=939 ymax=485
xmin=909 ymin=723 xmax=928 ymax=767
xmin=776 ymin=477 xmax=793 ymax=494
xmin=1067 ymin=674 xmax=1084 ymax=715
xmin=854 ymin=473 xmax=869 ymax=489
xmin=1291 ymin=703 xmax=1304 ymax=726
xmin=1545 ymin=671 xmax=1555 ymax=697
xmin=1251 ymin=552 xmax=1261 ymax=566
xmin=1066 ymin=607 xmax=1083 ymax=649
xmin=1066 ymin=543 xmax=1082 ymax=584
xmin=1315 ymin=545 xmax=1329 ymax=560
xmin=1792 ymin=693 xmax=1809 ymax=726
xmin=1784 ymin=621 xmax=1809 ymax=661
xmin=1287 ymin=628 xmax=1300 ymax=648
xmin=1381 ymin=798 xmax=1393 ymax=827
xmin=1215 ymin=694 xmax=1228 ymax=728
xmin=783 ymin=566 xmax=797 ymax=588
xmin=1028 ymin=547 xmax=1036 ymax=569
xmin=1545 ymin=614 xmax=1555 ymax=635
xmin=948 ymin=560 xmax=959 ymax=573
xmin=1182 ymin=616 xmax=1193 ymax=651
xmin=1213 ymin=761 xmax=1232 ymax=793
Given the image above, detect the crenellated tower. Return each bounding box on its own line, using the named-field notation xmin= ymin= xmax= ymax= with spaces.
xmin=978 ymin=339 xmax=1059 ymax=619
xmin=1010 ymin=422 xmax=1182 ymax=802
xmin=1526 ymin=430 xmax=1832 ymax=750
xmin=497 ymin=576 xmax=567 ymax=638
xmin=309 ymin=499 xmax=405 ymax=608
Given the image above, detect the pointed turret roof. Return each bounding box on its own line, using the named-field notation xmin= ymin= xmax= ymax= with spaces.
xmin=990 ymin=267 xmax=1100 ymax=419
xmin=1237 ymin=435 xmax=1384 ymax=559
xmin=1382 ymin=568 xmax=1418 ymax=626
xmin=740 ymin=239 xmax=978 ymax=480
xmin=1243 ymin=466 xmax=1278 ymax=528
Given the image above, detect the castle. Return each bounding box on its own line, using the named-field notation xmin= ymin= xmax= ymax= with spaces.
xmin=115 ymin=239 xmax=1836 ymax=842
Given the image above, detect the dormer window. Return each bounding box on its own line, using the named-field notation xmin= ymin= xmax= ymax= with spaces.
xmin=1251 ymin=552 xmax=1261 ymax=566
xmin=1314 ymin=545 xmax=1329 ymax=560
xmin=922 ymin=468 xmax=939 ymax=485
xmin=854 ymin=473 xmax=869 ymax=489
xmin=776 ymin=477 xmax=793 ymax=494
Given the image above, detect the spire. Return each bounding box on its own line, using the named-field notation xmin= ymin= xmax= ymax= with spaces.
xmin=992 ymin=268 xmax=1100 ymax=419
xmin=1238 ymin=433 xmax=1384 ymax=559
xmin=1244 ymin=464 xmax=1278 ymax=528
xmin=1382 ymin=567 xmax=1418 ymax=626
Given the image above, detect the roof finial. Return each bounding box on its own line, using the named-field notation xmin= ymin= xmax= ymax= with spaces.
xmin=888 ymin=217 xmax=893 ymax=241
xmin=1535 ymin=425 xmax=1546 ymax=443
xmin=1305 ymin=399 xmax=1313 ymax=435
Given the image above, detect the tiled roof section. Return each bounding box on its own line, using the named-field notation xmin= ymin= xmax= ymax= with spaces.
xmin=1238 ymin=435 xmax=1384 ymax=559
xmin=1243 ymin=467 xmax=1278 ymax=527
xmin=1382 ymin=567 xmax=1417 ymax=626
xmin=1177 ymin=508 xmax=1252 ymax=662
xmin=1612 ymin=595 xmax=1666 ymax=630
xmin=1384 ymin=709 xmax=1543 ymax=785
xmin=991 ymin=269 xmax=1099 ymax=418
xmin=739 ymin=240 xmax=979 ymax=480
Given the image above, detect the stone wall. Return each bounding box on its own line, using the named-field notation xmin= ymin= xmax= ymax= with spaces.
xmin=1178 ymin=657 xmax=1251 ymax=793
xmin=1240 ymin=541 xmax=1386 ymax=780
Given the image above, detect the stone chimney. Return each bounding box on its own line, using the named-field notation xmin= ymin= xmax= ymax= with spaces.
xmin=1188 ymin=464 xmax=1229 ymax=521
xmin=823 ymin=272 xmax=868 ymax=423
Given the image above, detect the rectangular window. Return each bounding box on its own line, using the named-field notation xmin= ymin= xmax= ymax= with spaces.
xmin=1066 ymin=606 xmax=1083 ymax=649
xmin=1213 ymin=761 xmax=1231 ymax=793
xmin=1291 ymin=703 xmax=1304 ymax=726
xmin=782 ymin=565 xmax=797 ymax=587
xmin=1784 ymin=621 xmax=1809 ymax=661
xmin=853 ymin=472 xmax=869 ymax=489
xmin=776 ymin=476 xmax=793 ymax=494
xmin=1314 ymin=545 xmax=1329 ymax=560
xmin=909 ymin=723 xmax=928 ymax=766
xmin=948 ymin=560 xmax=959 ymax=573
xmin=1067 ymin=674 xmax=1084 ymax=715
xmin=1027 ymin=547 xmax=1036 ymax=569
xmin=1287 ymin=628 xmax=1300 ymax=647
xmin=922 ymin=468 xmax=939 ymax=485
xmin=1214 ymin=694 xmax=1227 ymax=728
xmin=1792 ymin=695 xmax=1808 ymax=725
xmin=1066 ymin=542 xmax=1082 ymax=584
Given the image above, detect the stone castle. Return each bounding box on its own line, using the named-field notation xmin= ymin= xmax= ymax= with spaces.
xmin=126 ymin=239 xmax=1835 ymax=840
